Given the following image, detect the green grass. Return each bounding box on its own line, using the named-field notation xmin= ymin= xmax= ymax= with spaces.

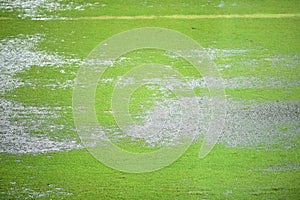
xmin=1 ymin=0 xmax=300 ymax=18
xmin=1 ymin=0 xmax=300 ymax=199
xmin=1 ymin=143 xmax=299 ymax=199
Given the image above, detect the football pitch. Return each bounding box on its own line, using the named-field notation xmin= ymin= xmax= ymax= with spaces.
xmin=0 ymin=0 xmax=299 ymax=199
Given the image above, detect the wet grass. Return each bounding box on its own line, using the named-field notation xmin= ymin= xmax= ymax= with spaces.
xmin=1 ymin=143 xmax=299 ymax=199
xmin=226 ymin=88 xmax=300 ymax=101
xmin=1 ymin=0 xmax=300 ymax=199
xmin=3 ymin=18 xmax=300 ymax=105
xmin=2 ymin=0 xmax=300 ymax=18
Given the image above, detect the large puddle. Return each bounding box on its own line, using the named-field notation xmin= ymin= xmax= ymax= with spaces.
xmin=0 ymin=0 xmax=103 ymax=19
xmin=0 ymin=34 xmax=299 ymax=154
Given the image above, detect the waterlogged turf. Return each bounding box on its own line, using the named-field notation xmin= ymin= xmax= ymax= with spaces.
xmin=1 ymin=144 xmax=299 ymax=199
xmin=1 ymin=0 xmax=300 ymax=199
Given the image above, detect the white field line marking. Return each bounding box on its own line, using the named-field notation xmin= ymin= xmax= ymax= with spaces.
xmin=0 ymin=14 xmax=300 ymax=20
xmin=77 ymin=14 xmax=300 ymax=20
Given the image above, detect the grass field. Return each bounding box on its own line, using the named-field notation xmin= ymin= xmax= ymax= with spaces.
xmin=1 ymin=0 xmax=300 ymax=199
